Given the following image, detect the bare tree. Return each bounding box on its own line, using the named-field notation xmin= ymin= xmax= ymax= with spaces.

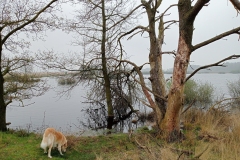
xmin=162 ymin=0 xmax=240 ymax=141
xmin=119 ymin=0 xmax=240 ymax=141
xmin=118 ymin=0 xmax=177 ymax=138
xmin=0 ymin=0 xmax=60 ymax=131
xmin=52 ymin=0 xmax=143 ymax=131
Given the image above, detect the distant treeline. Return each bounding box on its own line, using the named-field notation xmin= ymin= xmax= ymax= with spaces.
xmin=141 ymin=62 xmax=240 ymax=74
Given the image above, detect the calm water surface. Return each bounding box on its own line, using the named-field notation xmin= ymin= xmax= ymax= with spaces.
xmin=7 ymin=77 xmax=87 ymax=133
xmin=6 ymin=73 xmax=240 ymax=133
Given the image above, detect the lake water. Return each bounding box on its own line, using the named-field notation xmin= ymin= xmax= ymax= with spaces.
xmin=6 ymin=73 xmax=240 ymax=134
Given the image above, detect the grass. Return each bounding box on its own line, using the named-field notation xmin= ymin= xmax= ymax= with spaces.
xmin=1 ymin=108 xmax=240 ymax=160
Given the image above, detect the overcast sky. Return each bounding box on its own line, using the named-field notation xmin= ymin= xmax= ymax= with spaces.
xmin=123 ymin=0 xmax=240 ymax=69
xmin=32 ymin=0 xmax=240 ymax=70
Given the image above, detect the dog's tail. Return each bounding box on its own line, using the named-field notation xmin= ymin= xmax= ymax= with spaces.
xmin=40 ymin=140 xmax=47 ymax=149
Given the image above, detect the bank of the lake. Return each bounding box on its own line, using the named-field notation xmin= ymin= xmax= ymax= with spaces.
xmin=2 ymin=106 xmax=240 ymax=160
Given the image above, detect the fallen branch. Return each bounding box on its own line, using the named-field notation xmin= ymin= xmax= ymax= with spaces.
xmin=198 ymin=133 xmax=219 ymax=140
xmin=134 ymin=137 xmax=146 ymax=149
xmin=169 ymin=147 xmax=194 ymax=156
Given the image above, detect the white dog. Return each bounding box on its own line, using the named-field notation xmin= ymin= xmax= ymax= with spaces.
xmin=40 ymin=128 xmax=68 ymax=158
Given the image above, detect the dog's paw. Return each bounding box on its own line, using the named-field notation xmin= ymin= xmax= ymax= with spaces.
xmin=48 ymin=156 xmax=52 ymax=158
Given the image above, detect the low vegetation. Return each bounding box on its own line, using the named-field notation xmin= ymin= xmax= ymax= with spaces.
xmin=58 ymin=77 xmax=76 ymax=85
xmin=1 ymin=105 xmax=240 ymax=159
xmin=167 ymin=79 xmax=214 ymax=107
xmin=4 ymin=73 xmax=41 ymax=83
xmin=228 ymin=77 xmax=240 ymax=107
xmin=184 ymin=79 xmax=214 ymax=106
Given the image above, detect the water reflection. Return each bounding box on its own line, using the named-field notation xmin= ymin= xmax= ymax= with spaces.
xmin=6 ymin=73 xmax=240 ymax=134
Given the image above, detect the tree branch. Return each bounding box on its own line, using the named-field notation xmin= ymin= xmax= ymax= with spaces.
xmin=108 ymin=4 xmax=143 ymax=31
xmin=189 ymin=0 xmax=210 ymax=20
xmin=192 ymin=26 xmax=240 ymax=51
xmin=162 ymin=51 xmax=176 ymax=56
xmin=229 ymin=0 xmax=240 ymax=12
xmin=117 ymin=25 xmax=149 ymax=61
xmin=185 ymin=55 xmax=240 ymax=82
xmin=2 ymin=0 xmax=58 ymax=44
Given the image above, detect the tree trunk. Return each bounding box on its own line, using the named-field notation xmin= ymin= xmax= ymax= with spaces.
xmin=144 ymin=2 xmax=167 ymax=131
xmin=0 ymin=103 xmax=7 ymax=131
xmin=160 ymin=0 xmax=202 ymax=141
xmin=0 ymin=90 xmax=7 ymax=132
xmin=0 ymin=35 xmax=7 ymax=131
xmin=161 ymin=35 xmax=190 ymax=140
xmin=149 ymin=21 xmax=167 ymax=130
xmin=101 ymin=0 xmax=114 ymax=131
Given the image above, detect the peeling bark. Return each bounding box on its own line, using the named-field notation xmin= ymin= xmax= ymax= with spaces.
xmin=160 ymin=0 xmax=195 ymax=140
xmin=161 ymin=35 xmax=190 ymax=140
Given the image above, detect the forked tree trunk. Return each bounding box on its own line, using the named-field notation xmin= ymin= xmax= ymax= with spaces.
xmin=160 ymin=0 xmax=206 ymax=141
xmin=143 ymin=1 xmax=167 ymax=130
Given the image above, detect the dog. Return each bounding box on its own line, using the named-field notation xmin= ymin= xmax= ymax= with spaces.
xmin=40 ymin=128 xmax=67 ymax=158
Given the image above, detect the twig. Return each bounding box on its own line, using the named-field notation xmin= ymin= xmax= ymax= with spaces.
xmin=194 ymin=145 xmax=209 ymax=159
xmin=169 ymin=147 xmax=194 ymax=156
xmin=147 ymin=133 xmax=163 ymax=147
xmin=134 ymin=137 xmax=146 ymax=149
xmin=209 ymin=97 xmax=240 ymax=110
xmin=181 ymin=99 xmax=196 ymax=115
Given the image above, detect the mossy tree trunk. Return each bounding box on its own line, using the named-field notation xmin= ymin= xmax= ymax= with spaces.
xmin=101 ymin=0 xmax=114 ymax=130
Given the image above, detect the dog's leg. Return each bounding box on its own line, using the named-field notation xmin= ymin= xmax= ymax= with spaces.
xmin=40 ymin=141 xmax=48 ymax=153
xmin=48 ymin=143 xmax=53 ymax=158
xmin=44 ymin=147 xmax=47 ymax=154
xmin=58 ymin=145 xmax=64 ymax=156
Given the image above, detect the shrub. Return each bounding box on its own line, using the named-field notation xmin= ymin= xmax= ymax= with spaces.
xmin=184 ymin=79 xmax=214 ymax=106
xmin=167 ymin=79 xmax=214 ymax=106
xmin=184 ymin=79 xmax=198 ymax=104
xmin=227 ymin=77 xmax=240 ymax=107
xmin=196 ymin=81 xmax=214 ymax=104
xmin=58 ymin=77 xmax=76 ymax=85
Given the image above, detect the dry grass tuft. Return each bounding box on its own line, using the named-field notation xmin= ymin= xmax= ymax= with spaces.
xmin=180 ymin=106 xmax=240 ymax=159
xmin=66 ymin=135 xmax=82 ymax=149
